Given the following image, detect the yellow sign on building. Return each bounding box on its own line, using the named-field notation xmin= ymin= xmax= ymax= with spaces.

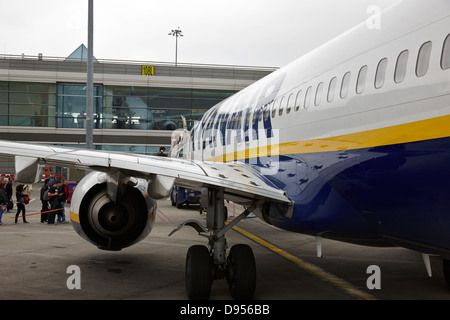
xmin=141 ymin=65 xmax=155 ymax=76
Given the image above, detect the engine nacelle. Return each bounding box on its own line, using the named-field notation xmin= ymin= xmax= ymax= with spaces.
xmin=70 ymin=171 xmax=156 ymax=251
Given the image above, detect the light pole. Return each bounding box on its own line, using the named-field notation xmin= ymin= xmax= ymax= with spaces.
xmin=168 ymin=28 xmax=183 ymax=66
xmin=86 ymin=0 xmax=94 ymax=150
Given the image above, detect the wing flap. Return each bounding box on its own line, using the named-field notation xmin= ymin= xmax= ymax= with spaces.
xmin=175 ymin=161 xmax=288 ymax=203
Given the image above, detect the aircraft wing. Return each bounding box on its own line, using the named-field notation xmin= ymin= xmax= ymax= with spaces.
xmin=0 ymin=140 xmax=289 ymax=205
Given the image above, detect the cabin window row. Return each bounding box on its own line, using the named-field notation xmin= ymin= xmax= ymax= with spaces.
xmin=267 ymin=33 xmax=450 ymax=120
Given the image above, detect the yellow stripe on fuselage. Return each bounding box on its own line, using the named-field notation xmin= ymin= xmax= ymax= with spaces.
xmin=208 ymin=114 xmax=450 ymax=162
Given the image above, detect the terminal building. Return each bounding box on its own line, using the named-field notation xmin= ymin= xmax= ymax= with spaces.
xmin=0 ymin=45 xmax=276 ymax=178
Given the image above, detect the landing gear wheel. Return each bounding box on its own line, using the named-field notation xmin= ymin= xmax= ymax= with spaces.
xmin=185 ymin=245 xmax=212 ymax=300
xmin=443 ymin=259 xmax=450 ymax=288
xmin=226 ymin=244 xmax=256 ymax=300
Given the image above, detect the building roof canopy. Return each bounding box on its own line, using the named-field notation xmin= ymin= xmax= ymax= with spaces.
xmin=65 ymin=44 xmax=98 ymax=63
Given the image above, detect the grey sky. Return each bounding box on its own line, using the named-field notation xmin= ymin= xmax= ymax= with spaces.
xmin=0 ymin=0 xmax=396 ymax=67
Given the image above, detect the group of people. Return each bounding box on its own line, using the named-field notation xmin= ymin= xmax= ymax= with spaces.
xmin=40 ymin=177 xmax=69 ymax=225
xmin=0 ymin=175 xmax=69 ymax=226
xmin=0 ymin=176 xmax=27 ymax=225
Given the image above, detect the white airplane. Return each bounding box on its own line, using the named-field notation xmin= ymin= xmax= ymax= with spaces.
xmin=1 ymin=0 xmax=450 ymax=300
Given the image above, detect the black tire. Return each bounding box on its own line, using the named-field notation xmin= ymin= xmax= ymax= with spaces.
xmin=185 ymin=245 xmax=212 ymax=300
xmin=443 ymin=259 xmax=450 ymax=288
xmin=226 ymin=244 xmax=256 ymax=300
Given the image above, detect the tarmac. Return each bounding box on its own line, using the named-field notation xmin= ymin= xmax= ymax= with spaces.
xmin=1 ymin=182 xmax=450 ymax=303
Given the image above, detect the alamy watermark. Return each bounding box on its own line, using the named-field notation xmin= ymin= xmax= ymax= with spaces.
xmin=175 ymin=126 xmax=282 ymax=176
xmin=65 ymin=264 xmax=381 ymax=292
xmin=366 ymin=265 xmax=381 ymax=290
xmin=66 ymin=265 xmax=81 ymax=290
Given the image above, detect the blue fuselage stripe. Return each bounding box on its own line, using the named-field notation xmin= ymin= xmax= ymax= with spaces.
xmin=246 ymin=136 xmax=450 ymax=257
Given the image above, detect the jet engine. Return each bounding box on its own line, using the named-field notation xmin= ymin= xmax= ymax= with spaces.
xmin=70 ymin=171 xmax=156 ymax=251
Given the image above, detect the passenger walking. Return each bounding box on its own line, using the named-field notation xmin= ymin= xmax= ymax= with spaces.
xmin=15 ymin=184 xmax=29 ymax=223
xmin=0 ymin=182 xmax=7 ymax=226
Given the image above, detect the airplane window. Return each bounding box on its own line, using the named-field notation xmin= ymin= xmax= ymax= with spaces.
xmin=304 ymin=86 xmax=313 ymax=109
xmin=340 ymin=72 xmax=351 ymax=99
xmin=287 ymin=93 xmax=294 ymax=114
xmin=252 ymin=109 xmax=258 ymax=124
xmin=206 ymin=111 xmax=215 ymax=129
xmin=228 ymin=114 xmax=234 ymax=129
xmin=295 ymin=90 xmax=303 ymax=111
xmin=264 ymin=103 xmax=270 ymax=121
xmin=279 ymin=97 xmax=285 ymax=116
xmin=237 ymin=111 xmax=243 ymax=129
xmin=356 ymin=65 xmax=368 ymax=94
xmin=245 ymin=109 xmax=251 ymax=127
xmin=441 ymin=34 xmax=450 ymax=70
xmin=375 ymin=58 xmax=388 ymax=88
xmin=272 ymin=99 xmax=278 ymax=118
xmin=315 ymin=82 xmax=324 ymax=106
xmin=327 ymin=77 xmax=337 ymax=102
xmin=395 ymin=50 xmax=409 ymax=83
xmin=416 ymin=41 xmax=432 ymax=77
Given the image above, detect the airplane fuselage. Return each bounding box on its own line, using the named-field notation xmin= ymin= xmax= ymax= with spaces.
xmin=186 ymin=0 xmax=450 ymax=258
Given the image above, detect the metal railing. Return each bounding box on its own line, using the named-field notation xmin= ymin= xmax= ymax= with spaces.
xmin=0 ymin=53 xmax=278 ymax=80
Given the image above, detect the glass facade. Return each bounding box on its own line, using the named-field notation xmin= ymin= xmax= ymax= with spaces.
xmin=0 ymin=81 xmax=57 ymax=127
xmin=0 ymin=81 xmax=237 ymax=131
xmin=57 ymin=84 xmax=103 ymax=128
xmin=103 ymin=86 xmax=236 ymax=130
